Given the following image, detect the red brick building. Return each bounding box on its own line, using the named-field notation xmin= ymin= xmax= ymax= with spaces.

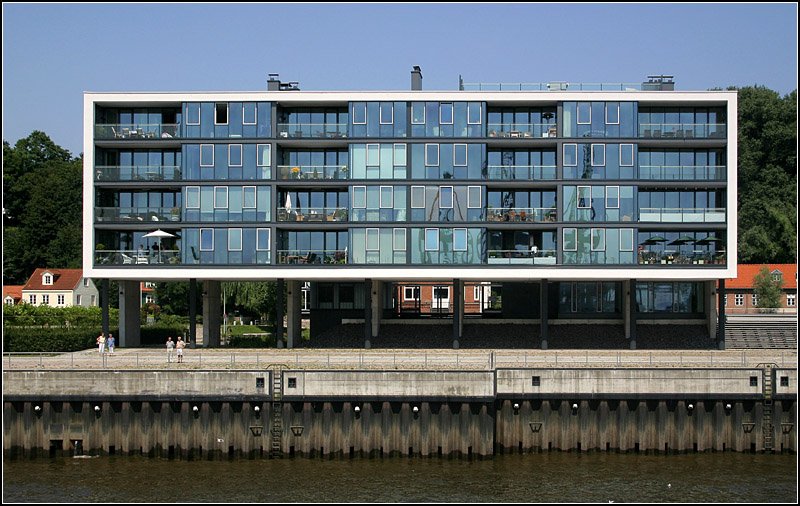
xmin=721 ymin=264 xmax=797 ymax=314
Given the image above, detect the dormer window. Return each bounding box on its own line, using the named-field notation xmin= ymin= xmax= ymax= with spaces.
xmin=43 ymin=274 xmax=53 ymax=286
xmin=771 ymin=270 xmax=783 ymax=282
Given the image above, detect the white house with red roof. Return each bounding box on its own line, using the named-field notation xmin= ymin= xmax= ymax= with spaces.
xmin=720 ymin=264 xmax=797 ymax=314
xmin=21 ymin=268 xmax=99 ymax=307
xmin=3 ymin=285 xmax=24 ymax=305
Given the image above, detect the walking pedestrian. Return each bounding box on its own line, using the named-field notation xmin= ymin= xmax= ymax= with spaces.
xmin=107 ymin=333 xmax=115 ymax=354
xmin=166 ymin=336 xmax=174 ymax=363
xmin=97 ymin=333 xmax=106 ymax=354
xmin=176 ymin=336 xmax=185 ymax=363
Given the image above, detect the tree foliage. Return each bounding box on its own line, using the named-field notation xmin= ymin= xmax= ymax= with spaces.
xmin=222 ymin=281 xmax=278 ymax=322
xmin=752 ymin=266 xmax=784 ymax=311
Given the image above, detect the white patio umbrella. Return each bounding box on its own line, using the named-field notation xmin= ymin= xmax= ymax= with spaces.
xmin=143 ymin=229 xmax=175 ymax=263
xmin=284 ymin=193 xmax=292 ymax=214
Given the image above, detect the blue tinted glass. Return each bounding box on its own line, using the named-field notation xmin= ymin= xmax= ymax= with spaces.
xmin=440 ymin=103 xmax=453 ymax=124
xmin=577 ymin=103 xmax=591 ymax=124
xmin=453 ymin=229 xmax=467 ymax=251
xmin=200 ymin=229 xmax=214 ymax=250
xmin=425 ymin=229 xmax=439 ymax=250
xmin=564 ymin=144 xmax=577 ymax=165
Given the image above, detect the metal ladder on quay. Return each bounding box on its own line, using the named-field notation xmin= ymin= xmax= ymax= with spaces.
xmin=270 ymin=365 xmax=285 ymax=458
xmin=761 ymin=363 xmax=776 ymax=453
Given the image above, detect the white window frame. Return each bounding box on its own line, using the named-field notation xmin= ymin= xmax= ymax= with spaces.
xmin=472 ymin=285 xmax=481 ymax=301
xmin=43 ymin=274 xmax=52 ymax=285
xmin=366 ymin=143 xmax=380 ymax=166
xmin=256 ymin=144 xmax=271 ymax=166
xmin=787 ymin=294 xmax=795 ymax=307
xmin=752 ymin=294 xmax=758 ymax=306
xmin=453 ymin=228 xmax=468 ymax=251
xmin=393 ymin=143 xmax=407 ymax=166
xmin=619 ymin=144 xmax=634 ymax=167
xmin=605 ymin=103 xmax=620 ymax=125
xmin=411 ymin=102 xmax=425 ymax=125
xmin=453 ymin=144 xmax=468 ymax=167
xmin=186 ymin=186 xmax=200 ymax=209
xmin=214 ymin=186 xmax=228 ymax=209
xmin=619 ymin=228 xmax=634 ymax=252
xmin=200 ymin=228 xmax=214 ymax=251
xmin=606 ymin=186 xmax=620 ymax=209
xmin=724 ymin=294 xmax=728 ymax=307
xmin=186 ymin=103 xmax=201 ymax=126
xmin=29 ymin=294 xmax=36 ymax=304
xmin=242 ymin=103 xmax=257 ymax=125
xmin=214 ymin=102 xmax=229 ymax=125
xmin=145 ymin=294 xmax=154 ymax=304
xmin=42 ymin=294 xmax=49 ymax=305
xmin=365 ymin=228 xmax=380 ymax=251
xmin=410 ymin=186 xmax=426 ymax=209
xmin=425 ymin=228 xmax=440 ymax=251
xmin=228 ymin=144 xmax=243 ymax=167
xmin=577 ymin=102 xmax=591 ymax=125
xmin=439 ymin=102 xmax=454 ymax=125
xmin=256 ymin=228 xmax=270 ymax=251
xmin=200 ymin=144 xmax=215 ymax=167
xmin=591 ymin=228 xmax=606 ymax=251
xmin=352 ymin=103 xmax=367 ymax=125
xmin=467 ymin=186 xmax=481 ymax=208
xmin=563 ymin=143 xmax=578 ymax=166
xmin=563 ymin=228 xmax=578 ymax=252
xmin=735 ymin=293 xmax=744 ymax=306
xmin=467 ymin=102 xmax=482 ymax=125
xmin=591 ymin=144 xmax=606 ymax=166
xmin=433 ymin=285 xmax=450 ymax=302
xmin=393 ymin=228 xmax=406 ymax=251
xmin=242 ymin=186 xmax=257 ymax=209
xmin=84 ymin=278 xmax=90 ymax=287
xmin=439 ymin=186 xmax=454 ymax=209
xmin=425 ymin=144 xmax=439 ymax=166
xmin=577 ymin=186 xmax=592 ymax=209
xmin=379 ymin=186 xmax=393 ymax=208
xmin=228 ymin=228 xmax=243 ymax=251
xmin=379 ymin=102 xmax=393 ymax=125
xmin=352 ymin=186 xmax=367 ymax=208
xmin=57 ymin=294 xmax=65 ymax=306
xmin=403 ymin=286 xmax=419 ymax=301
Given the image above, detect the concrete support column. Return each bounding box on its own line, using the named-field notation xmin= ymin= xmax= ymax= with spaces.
xmin=707 ymin=280 xmax=717 ymax=343
xmin=717 ymin=279 xmax=726 ymax=350
xmin=286 ymin=280 xmax=302 ymax=349
xmin=364 ymin=279 xmax=372 ymax=349
xmin=189 ymin=279 xmax=197 ymax=347
xmin=118 ymin=280 xmax=140 ymax=348
xmin=202 ymin=280 xmax=221 ymax=348
xmin=540 ymin=279 xmax=548 ymax=350
xmin=453 ymin=279 xmax=462 ymax=349
xmin=101 ymin=279 xmax=109 ymax=340
xmin=623 ymin=280 xmax=631 ymax=339
xmin=371 ymin=280 xmax=382 ymax=340
xmin=628 ymin=279 xmax=637 ymax=349
xmin=275 ymin=279 xmax=285 ymax=348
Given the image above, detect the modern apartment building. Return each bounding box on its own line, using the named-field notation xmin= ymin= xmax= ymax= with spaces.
xmin=83 ymin=70 xmax=737 ymax=349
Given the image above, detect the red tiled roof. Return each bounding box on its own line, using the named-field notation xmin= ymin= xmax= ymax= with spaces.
xmin=22 ymin=268 xmax=85 ymax=291
xmin=3 ymin=285 xmax=24 ymax=302
xmin=726 ymin=264 xmax=797 ymax=290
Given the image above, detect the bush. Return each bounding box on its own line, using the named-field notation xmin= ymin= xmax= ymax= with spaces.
xmin=3 ymin=327 xmax=119 ymax=353
xmin=228 ymin=332 xmax=275 ymax=348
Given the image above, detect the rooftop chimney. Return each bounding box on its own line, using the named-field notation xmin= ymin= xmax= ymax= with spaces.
xmin=267 ymin=73 xmax=281 ymax=91
xmin=411 ymin=66 xmax=422 ymax=91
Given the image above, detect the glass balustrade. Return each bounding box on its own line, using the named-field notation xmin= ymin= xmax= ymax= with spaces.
xmin=277 ymin=165 xmax=348 ymax=180
xmin=638 ymin=249 xmax=726 ymax=265
xmin=275 ymin=207 xmax=348 ymax=222
xmin=94 ymin=249 xmax=182 ymax=266
xmin=95 ymin=207 xmax=181 ymax=223
xmin=638 ymin=208 xmax=726 ymax=223
xmin=487 ymin=123 xmax=557 ymax=138
xmin=277 ymin=249 xmax=348 ymax=265
xmin=277 ymin=123 xmax=348 ymax=139
xmin=486 ymin=207 xmax=557 ymax=223
xmin=638 ymin=165 xmax=726 ymax=181
xmin=486 ymin=165 xmax=557 ymax=180
xmin=95 ymin=124 xmax=180 ymax=140
xmin=487 ymin=249 xmax=557 ymax=265
xmin=638 ymin=123 xmax=727 ymax=139
xmin=95 ymin=165 xmax=182 ymax=182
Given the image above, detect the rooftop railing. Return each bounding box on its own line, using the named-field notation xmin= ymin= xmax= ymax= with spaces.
xmin=461 ymin=82 xmax=644 ymax=91
xmin=95 ymin=124 xmax=179 ymax=140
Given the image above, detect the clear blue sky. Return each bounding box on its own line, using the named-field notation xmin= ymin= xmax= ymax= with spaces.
xmin=3 ymin=2 xmax=797 ymax=156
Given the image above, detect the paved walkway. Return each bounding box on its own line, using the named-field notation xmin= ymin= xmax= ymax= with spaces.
xmin=3 ymin=347 xmax=796 ymax=371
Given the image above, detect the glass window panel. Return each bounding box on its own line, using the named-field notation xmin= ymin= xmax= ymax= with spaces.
xmin=353 ymin=186 xmax=366 ymax=208
xmin=591 ymin=144 xmax=606 ymax=166
xmin=425 ymin=144 xmax=439 ymax=166
xmin=591 ymin=228 xmax=606 ymax=251
xmin=200 ymin=144 xmax=214 ymax=166
xmin=563 ymin=228 xmax=577 ymax=251
xmin=606 ymin=186 xmax=620 ymax=208
xmin=563 ymin=144 xmax=577 ymax=166
xmin=453 ymin=144 xmax=468 ymax=166
xmin=186 ymin=103 xmax=200 ymax=125
xmin=619 ymin=228 xmax=634 ymax=251
xmin=411 ymin=102 xmax=425 ymax=124
xmin=467 ymin=186 xmax=481 ymax=208
xmin=256 ymin=228 xmax=270 ymax=250
xmin=425 ymin=228 xmax=439 ymax=251
xmin=379 ymin=186 xmax=393 ymax=208
xmin=440 ymin=186 xmax=453 ymax=208
xmin=215 ymin=103 xmax=229 ymax=125
xmin=229 ymin=144 xmax=242 ymax=167
xmin=243 ymin=186 xmax=256 ymax=208
xmin=467 ymin=102 xmax=482 ymax=124
xmin=200 ymin=228 xmax=214 ymax=251
xmin=186 ymin=186 xmax=200 ymax=208
xmin=605 ymin=102 xmax=620 ymax=124
xmin=243 ymin=103 xmax=257 ymax=125
xmin=393 ymin=143 xmax=407 ymax=165
xmin=257 ymin=144 xmax=270 ymax=166
xmin=453 ymin=228 xmax=467 ymax=251
xmin=393 ymin=228 xmax=406 ymax=250
xmin=577 ymin=103 xmax=591 ymax=124
xmin=379 ymin=102 xmax=393 ymax=124
xmin=619 ymin=144 xmax=634 ymax=166
xmin=440 ymin=103 xmax=454 ymax=124
xmin=214 ymin=187 xmax=228 ymax=208
xmin=366 ymin=228 xmax=379 ymax=251
xmin=411 ymin=186 xmax=425 ymax=208
xmin=578 ymin=186 xmax=592 ymax=208
xmin=228 ymin=228 xmax=242 ymax=251
xmin=366 ymin=144 xmax=380 ymax=166
xmin=352 ymin=103 xmax=367 ymax=124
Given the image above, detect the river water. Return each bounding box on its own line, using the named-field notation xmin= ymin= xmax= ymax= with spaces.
xmin=3 ymin=453 xmax=797 ymax=503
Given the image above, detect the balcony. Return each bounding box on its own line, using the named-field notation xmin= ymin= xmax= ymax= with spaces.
xmin=639 ymin=123 xmax=726 ymax=139
xmin=487 ymin=123 xmax=557 ymax=139
xmin=95 ymin=207 xmax=181 ymax=223
xmin=486 ymin=207 xmax=557 ymax=223
xmin=487 ymin=249 xmax=557 ymax=265
xmin=95 ymin=124 xmax=179 ymax=140
xmin=638 ymin=165 xmax=726 ymax=181
xmin=638 ymin=208 xmax=726 ymax=223
xmin=276 ymin=207 xmax=348 ymax=222
xmin=638 ymin=249 xmax=727 ymax=265
xmin=486 ymin=165 xmax=557 ymax=180
xmin=95 ymin=165 xmax=182 ymax=182
xmin=277 ymin=165 xmax=348 ymax=180
xmin=94 ymin=249 xmax=181 ymax=266
xmin=277 ymin=123 xmax=348 ymax=139
xmin=277 ymin=249 xmax=348 ymax=265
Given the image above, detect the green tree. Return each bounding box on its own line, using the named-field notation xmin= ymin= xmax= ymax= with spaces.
xmin=752 ymin=266 xmax=784 ymax=312
xmin=222 ymin=281 xmax=277 ymax=323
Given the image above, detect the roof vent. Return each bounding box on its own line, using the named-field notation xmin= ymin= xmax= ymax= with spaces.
xmin=411 ymin=66 xmax=423 ymax=91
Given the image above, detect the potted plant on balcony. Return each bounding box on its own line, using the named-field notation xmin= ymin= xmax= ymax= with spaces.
xmin=291 ymin=166 xmax=301 ymax=179
xmin=170 ymin=207 xmax=180 ymax=221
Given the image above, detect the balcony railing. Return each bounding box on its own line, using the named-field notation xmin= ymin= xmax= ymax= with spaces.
xmin=95 ymin=124 xmax=180 ymax=140
xmin=277 ymin=123 xmax=348 ymax=139
xmin=487 ymin=249 xmax=557 ymax=265
xmin=487 ymin=207 xmax=557 ymax=223
xmin=638 ymin=165 xmax=726 ymax=181
xmin=277 ymin=249 xmax=348 ymax=265
xmin=462 ymin=82 xmax=642 ymax=91
xmin=638 ymin=208 xmax=726 ymax=223
xmin=487 ymin=123 xmax=557 ymax=138
xmin=486 ymin=165 xmax=557 ymax=180
xmin=95 ymin=207 xmax=181 ymax=223
xmin=277 ymin=165 xmax=348 ymax=180
xmin=276 ymin=207 xmax=348 ymax=222
xmin=94 ymin=249 xmax=181 ymax=266
xmin=638 ymin=249 xmax=727 ymax=265
xmin=95 ymin=165 xmax=182 ymax=182
xmin=639 ymin=123 xmax=727 ymax=139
